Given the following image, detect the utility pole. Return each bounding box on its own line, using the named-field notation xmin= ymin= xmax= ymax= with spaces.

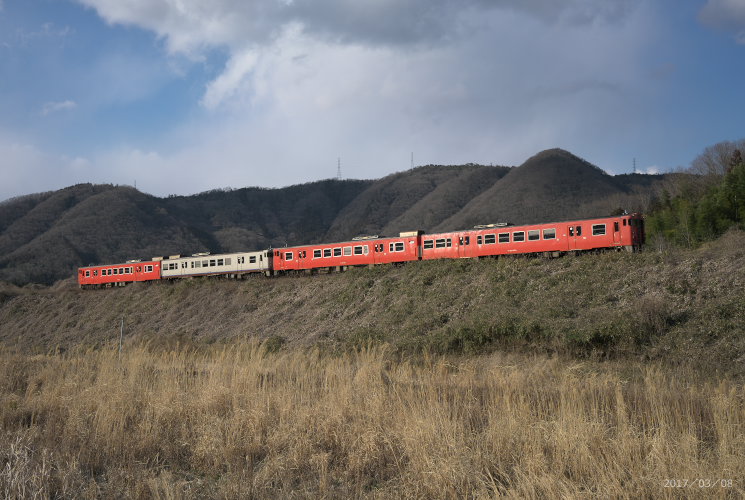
xmin=337 ymin=157 xmax=342 ymax=180
xmin=633 ymin=158 xmax=637 ymax=174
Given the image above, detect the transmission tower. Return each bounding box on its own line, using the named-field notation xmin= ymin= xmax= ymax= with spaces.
xmin=337 ymin=157 xmax=342 ymax=180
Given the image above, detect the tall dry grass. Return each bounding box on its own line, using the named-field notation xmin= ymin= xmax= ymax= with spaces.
xmin=1 ymin=344 xmax=743 ymax=498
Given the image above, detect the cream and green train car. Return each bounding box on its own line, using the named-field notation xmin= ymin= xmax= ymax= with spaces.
xmin=158 ymin=250 xmax=271 ymax=279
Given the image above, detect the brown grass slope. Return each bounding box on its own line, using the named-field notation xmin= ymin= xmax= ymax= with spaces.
xmin=2 ymin=346 xmax=743 ymax=498
xmin=437 ymin=149 xmax=667 ymax=230
xmin=1 ymin=230 xmax=744 ymax=378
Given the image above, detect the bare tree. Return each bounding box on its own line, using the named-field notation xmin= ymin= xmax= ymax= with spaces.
xmin=689 ymin=139 xmax=745 ymax=177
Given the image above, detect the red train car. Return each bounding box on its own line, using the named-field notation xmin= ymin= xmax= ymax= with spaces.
xmin=421 ymin=213 xmax=644 ymax=260
xmin=78 ymin=260 xmax=161 ymax=288
xmin=271 ymin=232 xmax=421 ymax=274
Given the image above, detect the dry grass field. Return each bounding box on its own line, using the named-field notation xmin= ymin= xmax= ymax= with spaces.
xmin=1 ymin=343 xmax=743 ymax=499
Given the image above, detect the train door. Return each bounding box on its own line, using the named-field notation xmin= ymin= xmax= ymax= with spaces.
xmin=457 ymin=234 xmax=471 ymax=258
xmin=612 ymin=220 xmax=621 ymax=245
xmin=567 ymin=224 xmax=583 ymax=251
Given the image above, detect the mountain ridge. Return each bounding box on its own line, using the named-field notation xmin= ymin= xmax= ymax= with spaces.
xmin=0 ymin=148 xmax=671 ymax=284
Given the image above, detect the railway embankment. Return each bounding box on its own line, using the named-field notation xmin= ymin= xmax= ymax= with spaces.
xmin=1 ymin=230 xmax=744 ymax=378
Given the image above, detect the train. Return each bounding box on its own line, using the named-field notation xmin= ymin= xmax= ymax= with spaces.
xmin=77 ymin=213 xmax=645 ymax=288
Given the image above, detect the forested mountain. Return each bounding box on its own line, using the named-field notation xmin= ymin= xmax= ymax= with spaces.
xmin=0 ymin=148 xmax=670 ymax=284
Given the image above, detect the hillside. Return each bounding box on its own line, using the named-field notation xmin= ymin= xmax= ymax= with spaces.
xmin=437 ymin=149 xmax=657 ymax=229
xmin=2 ymin=230 xmax=744 ymax=378
xmin=323 ymin=164 xmax=511 ymax=240
xmin=0 ymin=149 xmax=671 ymax=284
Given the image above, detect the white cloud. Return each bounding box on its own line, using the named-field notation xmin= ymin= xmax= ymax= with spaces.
xmin=25 ymin=0 xmax=655 ymax=199
xmin=41 ymin=100 xmax=77 ymax=116
xmin=201 ymin=50 xmax=258 ymax=109
xmin=0 ymin=137 xmax=93 ymax=201
xmin=76 ymin=0 xmax=640 ymax=56
xmin=699 ymin=0 xmax=745 ymax=44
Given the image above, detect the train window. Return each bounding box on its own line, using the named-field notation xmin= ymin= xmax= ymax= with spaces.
xmin=343 ymin=247 xmax=352 ymax=256
xmin=391 ymin=242 xmax=404 ymax=252
xmin=182 ymin=263 xmax=188 ymax=269
xmin=569 ymin=227 xmax=574 ymax=237
xmin=146 ymin=265 xmax=153 ymax=273
xmin=528 ymin=230 xmax=540 ymax=241
xmin=513 ymin=231 xmax=525 ymax=242
xmin=364 ymin=245 xmax=369 ymax=255
xmin=85 ymin=270 xmax=90 ymax=277
xmin=285 ymin=252 xmax=293 ymax=261
xmin=226 ymin=258 xmax=232 ymax=265
xmin=129 ymin=267 xmax=133 ymax=274
xmin=250 ymin=256 xmax=257 ymax=263
xmin=423 ymin=240 xmax=434 ymax=249
xmin=113 ymin=268 xmax=118 ymax=275
xmin=592 ymin=224 xmax=606 ymax=236
xmin=323 ymin=248 xmax=332 ymax=258
xmin=210 ymin=259 xmax=216 ymax=266
xmin=194 ymin=261 xmax=201 ymax=268
xmin=313 ymin=249 xmax=322 ymax=258
xmin=93 ymin=270 xmax=98 ymax=276
xmin=614 ymin=222 xmax=619 ymax=232
xmin=464 ymin=236 xmax=470 ymax=245
xmin=354 ymin=246 xmax=363 ymax=255
xmin=217 ymin=259 xmax=224 ymax=266
xmin=623 ymin=219 xmax=627 ymax=226
xmin=388 ymin=243 xmax=394 ymax=252
xmin=543 ymin=228 xmax=556 ymax=240
xmin=446 ymin=239 xmax=452 ymax=247
xmin=435 ymin=239 xmax=446 ymax=248
xmin=477 ymin=235 xmax=482 ymax=245
xmin=484 ymin=234 xmax=496 ymax=244
xmin=203 ymin=260 xmax=209 ymax=267
xmin=498 ymin=233 xmax=510 ymax=243
xmin=334 ymin=248 xmax=342 ymax=257
xmin=576 ymin=226 xmax=582 ymax=236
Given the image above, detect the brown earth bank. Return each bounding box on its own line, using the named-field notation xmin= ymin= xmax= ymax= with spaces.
xmin=1 ymin=229 xmax=744 ymax=378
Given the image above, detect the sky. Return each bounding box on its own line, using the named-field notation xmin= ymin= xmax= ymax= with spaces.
xmin=1 ymin=0 xmax=744 ymax=202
